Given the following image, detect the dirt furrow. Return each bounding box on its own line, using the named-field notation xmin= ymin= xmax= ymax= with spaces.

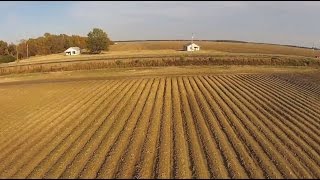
xmin=0 ymin=80 xmax=112 ymax=177
xmin=13 ymin=80 xmax=126 ymax=178
xmin=185 ymin=76 xmax=252 ymax=178
xmin=93 ymin=79 xmax=154 ymax=179
xmin=229 ymin=75 xmax=320 ymax=167
xmin=177 ymin=77 xmax=211 ymax=178
xmin=257 ymin=75 xmax=320 ymax=116
xmin=155 ymin=77 xmax=173 ymax=178
xmin=217 ymin=75 xmax=316 ymax=178
xmin=115 ymin=79 xmax=160 ymax=178
xmin=136 ymin=78 xmax=165 ymax=178
xmin=0 ymin=81 xmax=103 ymax=173
xmin=272 ymin=75 xmax=320 ymax=100
xmin=0 ymin=81 xmax=95 ymax=150
xmin=44 ymin=79 xmax=144 ymax=179
xmin=209 ymin=75 xmax=298 ymax=178
xmin=170 ymin=77 xmax=193 ymax=178
xmin=245 ymin=75 xmax=320 ymax=126
xmin=237 ymin=75 xmax=320 ymax=148
xmin=192 ymin=76 xmax=265 ymax=178
xmin=0 ymin=83 xmax=71 ymax=134
xmin=200 ymin=76 xmax=284 ymax=178
xmin=26 ymin=79 xmax=135 ymax=178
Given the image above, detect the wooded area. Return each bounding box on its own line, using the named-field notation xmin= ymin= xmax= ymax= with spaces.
xmin=0 ymin=28 xmax=113 ymax=63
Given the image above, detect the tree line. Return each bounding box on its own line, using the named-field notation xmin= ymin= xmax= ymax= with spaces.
xmin=0 ymin=28 xmax=112 ymax=63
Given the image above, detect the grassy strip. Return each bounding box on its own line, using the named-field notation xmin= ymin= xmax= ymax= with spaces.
xmin=0 ymin=54 xmax=319 ymax=75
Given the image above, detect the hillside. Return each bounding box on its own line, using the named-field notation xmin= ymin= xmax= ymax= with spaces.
xmin=110 ymin=41 xmax=320 ymax=57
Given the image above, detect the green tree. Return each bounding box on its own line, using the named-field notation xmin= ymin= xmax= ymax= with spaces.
xmin=87 ymin=28 xmax=111 ymax=54
xmin=0 ymin=40 xmax=8 ymax=55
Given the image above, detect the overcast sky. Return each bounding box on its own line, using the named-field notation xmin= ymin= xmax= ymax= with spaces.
xmin=0 ymin=1 xmax=319 ymax=47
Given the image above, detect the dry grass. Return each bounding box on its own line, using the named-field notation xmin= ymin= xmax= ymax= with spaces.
xmin=110 ymin=41 xmax=320 ymax=57
xmin=1 ymin=53 xmax=319 ymax=76
xmin=18 ymin=49 xmax=223 ymax=64
xmin=0 ymin=66 xmax=319 ymax=85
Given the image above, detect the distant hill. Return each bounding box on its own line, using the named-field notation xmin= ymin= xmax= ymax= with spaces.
xmin=113 ymin=40 xmax=319 ymax=50
xmin=110 ymin=40 xmax=320 ymax=57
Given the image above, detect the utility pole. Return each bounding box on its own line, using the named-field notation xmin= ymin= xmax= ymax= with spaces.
xmin=16 ymin=45 xmax=18 ymax=62
xmin=313 ymin=42 xmax=315 ymax=57
xmin=26 ymin=42 xmax=29 ymax=59
xmin=191 ymin=33 xmax=194 ymax=52
xmin=192 ymin=33 xmax=194 ymax=44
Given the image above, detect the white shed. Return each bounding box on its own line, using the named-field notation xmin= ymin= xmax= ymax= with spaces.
xmin=183 ymin=43 xmax=200 ymax=51
xmin=64 ymin=47 xmax=81 ymax=56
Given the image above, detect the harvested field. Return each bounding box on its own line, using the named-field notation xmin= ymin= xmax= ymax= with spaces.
xmin=110 ymin=41 xmax=320 ymax=58
xmin=0 ymin=74 xmax=319 ymax=179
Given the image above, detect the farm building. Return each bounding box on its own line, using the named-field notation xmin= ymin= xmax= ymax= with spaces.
xmin=64 ymin=47 xmax=81 ymax=56
xmin=184 ymin=43 xmax=200 ymax=51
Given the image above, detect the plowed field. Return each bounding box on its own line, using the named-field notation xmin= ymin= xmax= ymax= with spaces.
xmin=0 ymin=74 xmax=319 ymax=179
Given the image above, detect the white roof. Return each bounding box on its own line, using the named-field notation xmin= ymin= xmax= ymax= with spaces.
xmin=64 ymin=47 xmax=80 ymax=52
xmin=184 ymin=43 xmax=200 ymax=47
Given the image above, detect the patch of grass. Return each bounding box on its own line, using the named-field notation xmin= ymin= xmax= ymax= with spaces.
xmin=0 ymin=53 xmax=319 ymax=76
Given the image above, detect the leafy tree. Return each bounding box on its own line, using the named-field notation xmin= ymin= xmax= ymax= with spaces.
xmin=17 ymin=39 xmax=28 ymax=58
xmin=87 ymin=28 xmax=111 ymax=54
xmin=7 ymin=43 xmax=16 ymax=56
xmin=0 ymin=40 xmax=8 ymax=55
xmin=10 ymin=33 xmax=88 ymax=59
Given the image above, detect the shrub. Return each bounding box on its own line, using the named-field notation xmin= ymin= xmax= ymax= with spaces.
xmin=0 ymin=55 xmax=15 ymax=63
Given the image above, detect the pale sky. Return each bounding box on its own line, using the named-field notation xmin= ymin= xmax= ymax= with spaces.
xmin=1 ymin=1 xmax=320 ymax=47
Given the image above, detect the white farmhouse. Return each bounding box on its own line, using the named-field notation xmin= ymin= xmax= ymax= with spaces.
xmin=183 ymin=43 xmax=200 ymax=51
xmin=64 ymin=47 xmax=81 ymax=56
